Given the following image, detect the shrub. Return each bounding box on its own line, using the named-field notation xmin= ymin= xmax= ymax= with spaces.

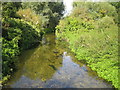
xmin=2 ymin=18 xmax=41 ymax=77
xmin=16 ymin=8 xmax=42 ymax=29
xmin=56 ymin=3 xmax=119 ymax=88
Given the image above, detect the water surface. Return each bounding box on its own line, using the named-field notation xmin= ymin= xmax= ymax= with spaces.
xmin=5 ymin=33 xmax=113 ymax=88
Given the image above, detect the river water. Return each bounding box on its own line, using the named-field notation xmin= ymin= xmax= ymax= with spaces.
xmin=5 ymin=33 xmax=113 ymax=88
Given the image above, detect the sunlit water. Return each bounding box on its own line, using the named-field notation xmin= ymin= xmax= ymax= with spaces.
xmin=4 ymin=33 xmax=113 ymax=88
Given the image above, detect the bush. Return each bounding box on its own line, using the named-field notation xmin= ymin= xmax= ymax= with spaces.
xmin=56 ymin=2 xmax=119 ymax=88
xmin=2 ymin=18 xmax=42 ymax=77
xmin=16 ymin=8 xmax=42 ymax=29
xmin=2 ymin=2 xmax=21 ymax=18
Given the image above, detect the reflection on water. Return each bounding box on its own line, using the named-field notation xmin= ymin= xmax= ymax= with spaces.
xmin=5 ymin=33 xmax=112 ymax=88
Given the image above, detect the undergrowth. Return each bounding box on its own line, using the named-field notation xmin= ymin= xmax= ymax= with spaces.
xmin=56 ymin=14 xmax=119 ymax=88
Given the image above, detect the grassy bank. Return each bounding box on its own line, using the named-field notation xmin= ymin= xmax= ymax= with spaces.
xmin=56 ymin=2 xmax=119 ymax=88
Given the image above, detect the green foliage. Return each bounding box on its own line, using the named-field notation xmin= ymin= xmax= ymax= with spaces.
xmin=2 ymin=37 xmax=19 ymax=76
xmin=16 ymin=8 xmax=43 ymax=29
xmin=2 ymin=2 xmax=64 ymax=82
xmin=2 ymin=2 xmax=21 ymax=18
xmin=109 ymin=2 xmax=120 ymax=12
xmin=109 ymin=2 xmax=120 ymax=26
xmin=56 ymin=2 xmax=119 ymax=88
xmin=72 ymin=2 xmax=118 ymax=23
xmin=2 ymin=18 xmax=41 ymax=77
xmin=21 ymin=2 xmax=64 ymax=31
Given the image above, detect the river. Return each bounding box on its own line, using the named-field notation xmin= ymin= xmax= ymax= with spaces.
xmin=4 ymin=33 xmax=113 ymax=88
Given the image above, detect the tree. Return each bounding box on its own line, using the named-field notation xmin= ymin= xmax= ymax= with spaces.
xmin=2 ymin=2 xmax=22 ymax=18
xmin=21 ymin=2 xmax=64 ymax=31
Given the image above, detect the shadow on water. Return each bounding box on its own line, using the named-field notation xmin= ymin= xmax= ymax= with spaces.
xmin=4 ymin=33 xmax=113 ymax=88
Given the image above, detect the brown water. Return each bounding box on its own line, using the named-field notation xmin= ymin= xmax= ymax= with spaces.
xmin=5 ymin=33 xmax=113 ymax=88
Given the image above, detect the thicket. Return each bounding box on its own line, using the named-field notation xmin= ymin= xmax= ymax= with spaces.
xmin=2 ymin=2 xmax=64 ymax=83
xmin=2 ymin=3 xmax=42 ymax=81
xmin=21 ymin=2 xmax=64 ymax=32
xmin=56 ymin=2 xmax=119 ymax=88
xmin=2 ymin=18 xmax=41 ymax=76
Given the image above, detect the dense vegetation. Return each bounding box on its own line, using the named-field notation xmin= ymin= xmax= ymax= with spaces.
xmin=2 ymin=2 xmax=64 ymax=83
xmin=1 ymin=1 xmax=119 ymax=88
xmin=21 ymin=2 xmax=64 ymax=32
xmin=56 ymin=2 xmax=119 ymax=88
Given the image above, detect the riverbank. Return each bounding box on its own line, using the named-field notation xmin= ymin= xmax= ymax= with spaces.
xmin=56 ymin=19 xmax=119 ymax=88
xmin=2 ymin=2 xmax=64 ymax=85
xmin=3 ymin=33 xmax=113 ymax=88
xmin=55 ymin=2 xmax=119 ymax=88
xmin=2 ymin=18 xmax=42 ymax=84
